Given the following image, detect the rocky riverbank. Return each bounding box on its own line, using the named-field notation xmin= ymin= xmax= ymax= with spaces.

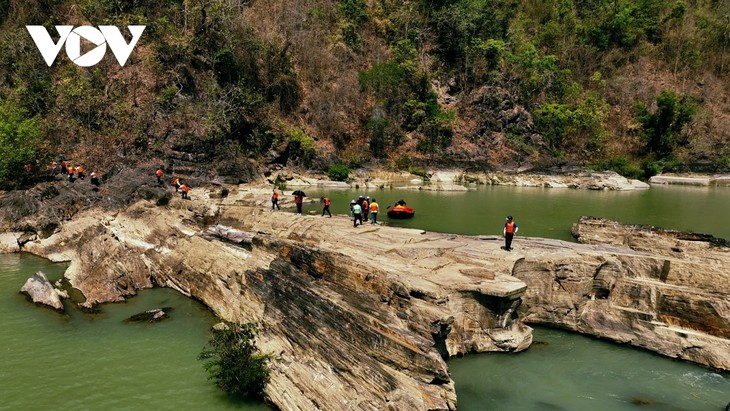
xmin=1 ymin=168 xmax=729 ymax=409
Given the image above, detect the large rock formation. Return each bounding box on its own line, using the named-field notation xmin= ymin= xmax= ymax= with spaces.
xmin=514 ymin=216 xmax=730 ymax=370
xmin=19 ymin=185 xmax=531 ymax=410
xmin=4 ymin=178 xmax=730 ymax=408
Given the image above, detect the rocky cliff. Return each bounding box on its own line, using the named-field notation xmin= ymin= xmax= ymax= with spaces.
xmin=514 ymin=216 xmax=730 ymax=370
xmin=2 ymin=179 xmax=729 ymax=409
xmin=9 ymin=184 xmax=531 ymax=410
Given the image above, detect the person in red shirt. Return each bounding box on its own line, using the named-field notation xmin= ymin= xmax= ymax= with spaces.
xmin=294 ymin=193 xmax=303 ymax=215
xmin=271 ymin=189 xmax=280 ymax=210
xmin=155 ymin=168 xmax=163 ymax=185
xmin=503 ymin=215 xmax=519 ymax=251
xmin=321 ymin=196 xmax=331 ymax=217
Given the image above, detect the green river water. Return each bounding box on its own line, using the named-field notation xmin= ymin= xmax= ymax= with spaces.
xmin=2 ymin=184 xmax=729 ymax=410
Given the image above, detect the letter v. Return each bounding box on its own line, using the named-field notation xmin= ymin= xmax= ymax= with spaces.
xmin=26 ymin=26 xmax=73 ymax=66
xmin=99 ymin=25 xmax=145 ymax=66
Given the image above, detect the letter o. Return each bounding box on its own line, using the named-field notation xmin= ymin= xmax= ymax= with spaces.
xmin=65 ymin=26 xmax=107 ymax=67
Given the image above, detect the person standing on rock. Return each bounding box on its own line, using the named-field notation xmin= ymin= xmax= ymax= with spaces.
xmin=503 ymin=215 xmax=518 ymax=251
xmin=321 ymin=196 xmax=331 ymax=217
xmin=90 ymin=171 xmax=100 ymax=186
xmin=369 ymin=198 xmax=379 ymax=224
xmin=362 ymin=196 xmax=370 ymax=222
xmin=180 ymin=183 xmax=190 ymax=199
xmin=352 ymin=202 xmax=362 ymax=227
xmin=156 ymin=167 xmax=163 ymax=185
xmin=271 ymin=188 xmax=281 ymax=210
xmin=294 ymin=193 xmax=303 ymax=215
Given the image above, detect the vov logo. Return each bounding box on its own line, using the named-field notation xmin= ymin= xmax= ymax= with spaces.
xmin=26 ymin=25 xmax=145 ymax=67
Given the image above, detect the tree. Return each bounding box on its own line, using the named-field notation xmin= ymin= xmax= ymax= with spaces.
xmin=198 ymin=322 xmax=274 ymax=399
xmin=0 ymin=99 xmax=42 ymax=188
xmin=635 ymin=90 xmax=697 ymax=158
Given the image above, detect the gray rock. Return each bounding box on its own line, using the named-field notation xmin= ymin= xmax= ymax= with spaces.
xmin=20 ymin=271 xmax=65 ymax=312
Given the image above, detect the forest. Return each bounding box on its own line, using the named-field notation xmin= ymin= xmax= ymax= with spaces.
xmin=0 ymin=0 xmax=728 ymax=187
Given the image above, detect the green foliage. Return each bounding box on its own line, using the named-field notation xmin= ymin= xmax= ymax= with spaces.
xmin=0 ymin=99 xmax=42 ymax=188
xmin=635 ymin=90 xmax=697 ymax=157
xmin=394 ymin=154 xmax=412 ymax=170
xmin=285 ymin=127 xmax=317 ymax=166
xmin=590 ymin=156 xmax=644 ymax=180
xmin=327 ymin=163 xmax=351 ymax=181
xmin=198 ymin=323 xmax=273 ymax=399
xmin=358 ymin=63 xmax=404 ymax=96
xmin=533 ymin=93 xmax=608 ymax=154
xmin=366 ymin=108 xmax=401 ymax=157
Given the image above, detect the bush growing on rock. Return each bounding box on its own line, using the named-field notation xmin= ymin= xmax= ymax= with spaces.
xmin=327 ymin=163 xmax=351 ymax=181
xmin=198 ymin=322 xmax=273 ymax=399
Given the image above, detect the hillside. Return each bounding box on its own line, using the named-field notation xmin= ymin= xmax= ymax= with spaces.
xmin=1 ymin=0 xmax=729 ymax=188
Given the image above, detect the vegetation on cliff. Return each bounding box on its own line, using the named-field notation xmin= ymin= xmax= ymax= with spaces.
xmin=198 ymin=322 xmax=273 ymax=399
xmin=0 ymin=0 xmax=728 ymax=188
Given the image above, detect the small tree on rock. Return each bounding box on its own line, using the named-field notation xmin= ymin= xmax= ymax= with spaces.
xmin=198 ymin=322 xmax=273 ymax=399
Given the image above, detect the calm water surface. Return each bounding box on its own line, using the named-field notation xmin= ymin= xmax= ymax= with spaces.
xmin=2 ymin=184 xmax=729 ymax=410
xmin=303 ymin=184 xmax=730 ymax=241
xmin=0 ymin=253 xmax=269 ymax=411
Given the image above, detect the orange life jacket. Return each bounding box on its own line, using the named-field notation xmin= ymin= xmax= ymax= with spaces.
xmin=272 ymin=191 xmax=279 ymax=200
xmin=172 ymin=178 xmax=179 ymax=186
xmin=156 ymin=169 xmax=163 ymax=177
xmin=67 ymin=166 xmax=74 ymax=174
xmin=370 ymin=202 xmax=379 ymax=212
xmin=180 ymin=184 xmax=189 ymax=192
xmin=77 ymin=166 xmax=84 ymax=173
xmin=324 ymin=197 xmax=330 ymax=206
xmin=505 ymin=221 xmax=517 ymax=234
xmin=362 ymin=200 xmax=369 ymax=210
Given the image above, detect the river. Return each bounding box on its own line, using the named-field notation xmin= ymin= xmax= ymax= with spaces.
xmin=2 ymin=184 xmax=729 ymax=410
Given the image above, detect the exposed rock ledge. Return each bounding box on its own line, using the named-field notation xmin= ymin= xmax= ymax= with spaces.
xmin=6 ymin=185 xmax=730 ymax=409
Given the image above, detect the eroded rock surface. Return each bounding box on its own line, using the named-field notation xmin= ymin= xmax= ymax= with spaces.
xmin=20 ymin=271 xmax=66 ymax=312
xmin=19 ymin=186 xmax=531 ymax=410
xmin=513 ymin=216 xmax=730 ymax=370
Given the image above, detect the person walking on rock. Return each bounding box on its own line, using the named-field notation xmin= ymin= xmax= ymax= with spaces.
xmin=503 ymin=215 xmax=518 ymax=251
xmin=271 ymin=189 xmax=280 ymax=210
xmin=321 ymin=196 xmax=331 ymax=217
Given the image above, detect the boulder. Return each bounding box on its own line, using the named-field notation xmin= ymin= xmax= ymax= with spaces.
xmin=20 ymin=271 xmax=65 ymax=312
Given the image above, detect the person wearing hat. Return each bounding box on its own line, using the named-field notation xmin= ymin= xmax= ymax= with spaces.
xmin=503 ymin=215 xmax=518 ymax=251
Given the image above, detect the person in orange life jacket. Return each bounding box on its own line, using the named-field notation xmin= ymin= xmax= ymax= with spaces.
xmin=76 ymin=165 xmax=85 ymax=180
xmin=156 ymin=168 xmax=163 ymax=184
xmin=352 ymin=202 xmax=362 ymax=227
xmin=294 ymin=194 xmax=303 ymax=215
xmin=369 ymin=198 xmax=379 ymax=224
xmin=67 ymin=165 xmax=75 ymax=182
xmin=171 ymin=177 xmax=181 ymax=192
xmin=90 ymin=171 xmax=100 ymax=186
xmin=321 ymin=196 xmax=331 ymax=217
xmin=362 ymin=196 xmax=370 ymax=222
xmin=271 ymin=189 xmax=280 ymax=210
xmin=503 ymin=215 xmax=518 ymax=251
xmin=180 ymin=183 xmax=190 ymax=199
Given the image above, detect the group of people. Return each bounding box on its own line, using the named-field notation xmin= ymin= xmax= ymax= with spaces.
xmin=268 ymin=186 xmax=520 ymax=251
xmin=51 ymin=160 xmax=100 ymax=186
xmin=156 ymin=168 xmax=190 ymax=199
xmin=349 ymin=196 xmax=379 ymax=227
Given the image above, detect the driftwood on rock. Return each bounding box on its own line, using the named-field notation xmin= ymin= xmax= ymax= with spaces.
xmin=20 ymin=271 xmax=66 ymax=312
